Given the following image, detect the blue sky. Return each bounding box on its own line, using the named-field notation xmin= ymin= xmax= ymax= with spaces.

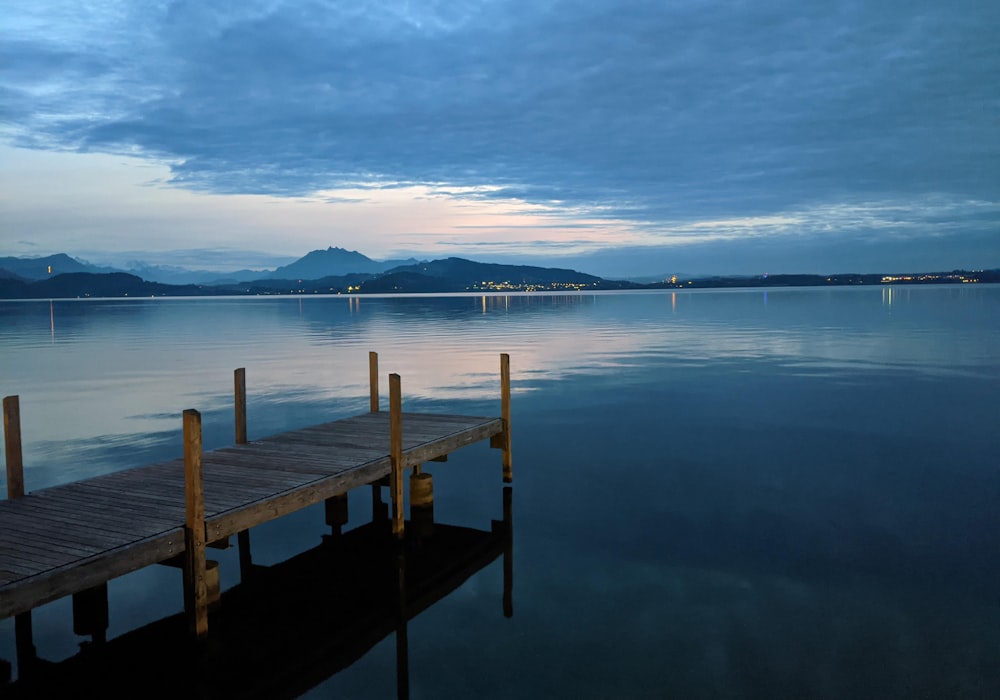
xmin=1 ymin=0 xmax=997 ymax=276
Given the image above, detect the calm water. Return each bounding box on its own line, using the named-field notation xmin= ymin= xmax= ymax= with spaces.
xmin=1 ymin=287 xmax=999 ymax=698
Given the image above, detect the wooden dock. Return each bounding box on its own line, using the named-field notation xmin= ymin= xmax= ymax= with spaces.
xmin=1 ymin=352 xmax=511 ymax=663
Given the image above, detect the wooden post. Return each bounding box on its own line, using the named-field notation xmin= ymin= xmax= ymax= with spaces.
xmin=3 ymin=396 xmax=24 ymax=498
xmin=489 ymin=354 xmax=513 ymax=482
xmin=369 ymin=351 xmax=379 ymax=412
xmin=234 ymin=368 xmax=252 ymax=579
xmin=234 ymin=367 xmax=247 ymax=445
xmin=183 ymin=409 xmax=209 ymax=639
xmin=4 ymin=396 xmax=36 ymax=671
xmin=389 ymin=373 xmax=404 ymax=538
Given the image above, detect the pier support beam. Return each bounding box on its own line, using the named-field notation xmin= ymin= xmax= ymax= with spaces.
xmin=4 ymin=396 xmax=37 ymax=673
xmin=389 ymin=373 xmax=404 ymax=539
xmin=183 ymin=409 xmax=209 ymax=639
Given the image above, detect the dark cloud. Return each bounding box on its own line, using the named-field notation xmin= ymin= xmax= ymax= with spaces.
xmin=3 ymin=0 xmax=998 ymax=265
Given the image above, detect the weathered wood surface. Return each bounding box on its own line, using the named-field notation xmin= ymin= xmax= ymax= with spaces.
xmin=0 ymin=411 xmax=502 ymax=619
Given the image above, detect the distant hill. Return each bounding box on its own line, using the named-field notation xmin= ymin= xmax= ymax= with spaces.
xmin=267 ymin=247 xmax=419 ymax=280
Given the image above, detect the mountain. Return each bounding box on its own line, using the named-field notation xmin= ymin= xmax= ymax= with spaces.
xmin=0 ymin=254 xmax=116 ymax=280
xmin=267 ymin=247 xmax=420 ymax=280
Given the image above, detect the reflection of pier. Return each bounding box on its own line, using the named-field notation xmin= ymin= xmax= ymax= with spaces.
xmin=1 ymin=352 xmax=512 ymax=681
xmin=4 ymin=489 xmax=513 ymax=698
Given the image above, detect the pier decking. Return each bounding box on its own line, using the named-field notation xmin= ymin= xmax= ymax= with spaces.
xmin=1 ymin=352 xmax=511 ymax=656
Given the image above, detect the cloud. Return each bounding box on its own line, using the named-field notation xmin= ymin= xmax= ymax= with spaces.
xmin=2 ymin=0 xmax=998 ymax=269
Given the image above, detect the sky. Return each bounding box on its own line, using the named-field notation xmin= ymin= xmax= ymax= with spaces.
xmin=1 ymin=0 xmax=998 ymax=277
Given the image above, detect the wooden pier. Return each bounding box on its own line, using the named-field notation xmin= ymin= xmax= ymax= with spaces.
xmin=0 ymin=352 xmax=511 ymax=667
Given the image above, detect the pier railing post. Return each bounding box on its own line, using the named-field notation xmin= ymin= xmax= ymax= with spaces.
xmin=389 ymin=373 xmax=404 ymax=538
xmin=369 ymin=351 xmax=379 ymax=412
xmin=183 ymin=409 xmax=209 ymax=639
xmin=3 ymin=396 xmax=36 ymax=673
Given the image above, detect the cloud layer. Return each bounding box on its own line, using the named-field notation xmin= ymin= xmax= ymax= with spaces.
xmin=3 ymin=0 xmax=998 ymax=271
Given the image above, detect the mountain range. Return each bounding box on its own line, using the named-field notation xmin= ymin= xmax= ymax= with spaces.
xmin=0 ymin=249 xmax=995 ymax=299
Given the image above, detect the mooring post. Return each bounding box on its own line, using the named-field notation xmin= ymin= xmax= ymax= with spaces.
xmin=4 ymin=396 xmax=37 ymax=673
xmin=369 ymin=351 xmax=379 ymax=412
xmin=234 ymin=368 xmax=253 ymax=580
xmin=183 ymin=409 xmax=209 ymax=639
xmin=389 ymin=373 xmax=405 ymax=539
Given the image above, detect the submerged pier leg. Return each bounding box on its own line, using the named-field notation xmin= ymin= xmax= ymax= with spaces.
xmin=409 ymin=470 xmax=434 ymax=538
xmin=72 ymin=582 xmax=109 ymax=644
xmin=4 ymin=396 xmax=37 ymax=673
xmin=183 ymin=409 xmax=209 ymax=639
xmin=389 ymin=373 xmax=404 ymax=539
xmin=325 ymin=493 xmax=349 ymax=536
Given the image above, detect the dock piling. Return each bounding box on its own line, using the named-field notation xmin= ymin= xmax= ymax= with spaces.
xmin=183 ymin=409 xmax=209 ymax=639
xmin=4 ymin=396 xmax=37 ymax=672
xmin=389 ymin=373 xmax=404 ymax=538
xmin=234 ymin=367 xmax=252 ymax=579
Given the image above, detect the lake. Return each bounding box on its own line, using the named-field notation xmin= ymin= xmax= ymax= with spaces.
xmin=2 ymin=286 xmax=999 ymax=698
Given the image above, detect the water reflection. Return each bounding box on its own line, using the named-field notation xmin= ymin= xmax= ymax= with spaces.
xmin=1 ymin=288 xmax=997 ymax=490
xmin=4 ymin=489 xmax=513 ymax=698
